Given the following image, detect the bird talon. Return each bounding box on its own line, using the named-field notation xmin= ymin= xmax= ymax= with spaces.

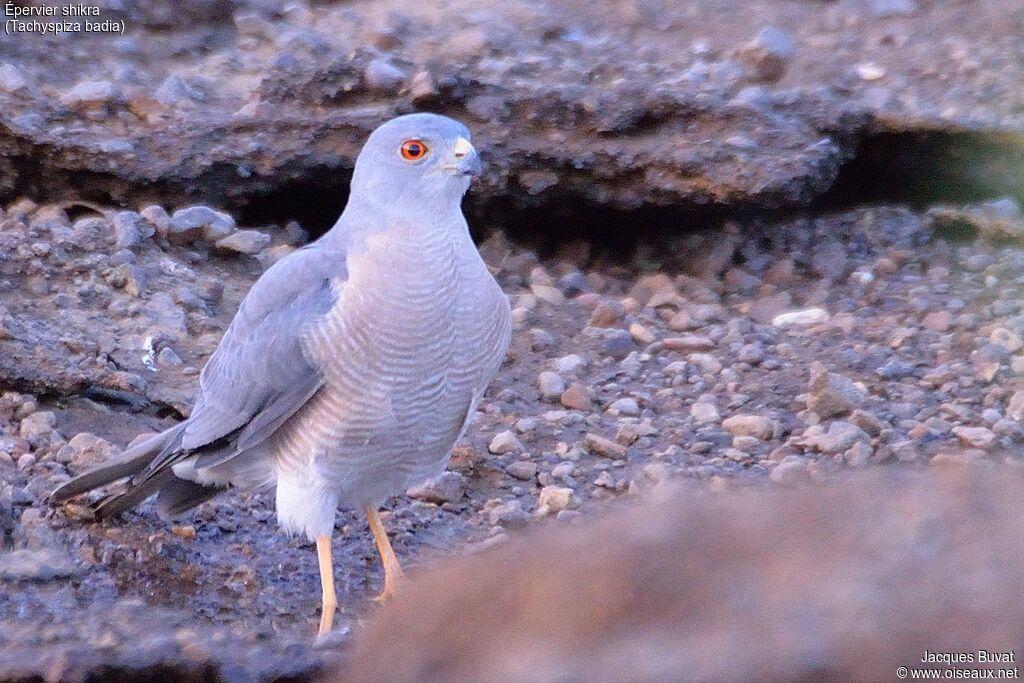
xmin=371 ymin=575 xmax=405 ymax=603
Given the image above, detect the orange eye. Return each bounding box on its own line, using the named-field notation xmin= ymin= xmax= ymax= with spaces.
xmin=400 ymin=139 xmax=428 ymax=161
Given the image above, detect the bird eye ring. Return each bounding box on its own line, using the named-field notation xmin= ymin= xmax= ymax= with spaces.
xmin=400 ymin=139 xmax=428 ymax=161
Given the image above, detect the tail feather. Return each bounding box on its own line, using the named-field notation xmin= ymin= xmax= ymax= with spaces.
xmin=49 ymin=425 xmax=184 ymax=503
xmin=48 ymin=424 xmax=223 ymax=519
xmin=156 ymin=478 xmax=223 ymax=520
xmin=47 ymin=449 xmax=156 ymax=503
xmin=92 ymin=468 xmax=176 ymax=518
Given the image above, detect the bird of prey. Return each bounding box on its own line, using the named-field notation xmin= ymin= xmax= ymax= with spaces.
xmin=51 ymin=113 xmax=512 ymax=636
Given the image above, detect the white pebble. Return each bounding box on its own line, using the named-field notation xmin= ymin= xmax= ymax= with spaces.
xmin=772 ymin=308 xmax=830 ymax=327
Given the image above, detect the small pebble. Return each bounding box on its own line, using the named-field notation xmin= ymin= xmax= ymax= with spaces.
xmin=215 ymin=230 xmax=271 ymax=255
xmin=560 ymin=385 xmax=592 ymax=411
xmin=60 ymin=80 xmax=117 ymax=108
xmin=505 ymin=461 xmax=538 ymax=481
xmin=738 ymin=26 xmax=794 ymax=82
xmin=0 ymin=63 xmax=27 ymax=93
xmin=772 ymin=308 xmax=829 ymax=326
xmin=607 ymin=397 xmax=640 ymax=416
xmin=690 ymin=402 xmax=721 ymax=424
xmin=770 ymin=456 xmax=810 ymax=486
xmin=407 ymin=472 xmax=466 ymax=504
xmin=489 ymin=431 xmax=524 ymax=455
xmin=952 ymin=426 xmax=995 ymax=450
xmin=554 ymin=354 xmax=587 ymax=374
xmin=537 ymin=371 xmax=566 ymax=402
xmin=534 ymin=486 xmax=574 ymax=516
xmin=629 ymin=323 xmax=655 ymax=344
xmin=583 ymin=433 xmax=627 ymax=459
xmin=722 ymin=414 xmax=778 ymax=440
xmin=855 ymin=62 xmax=886 ymax=81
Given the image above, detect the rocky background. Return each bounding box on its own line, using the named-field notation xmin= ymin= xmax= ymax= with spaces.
xmin=1 ymin=0 xmax=1022 ymax=221
xmin=2 ymin=0 xmax=1024 ymax=681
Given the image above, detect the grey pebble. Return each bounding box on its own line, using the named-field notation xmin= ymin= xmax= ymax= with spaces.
xmin=140 ymin=205 xmax=171 ymax=235
xmin=60 ymin=80 xmax=118 ymax=108
xmin=364 ymin=59 xmax=407 ymax=94
xmin=608 ymin=397 xmax=641 ymax=416
xmin=813 ymin=421 xmax=871 ymax=454
xmin=770 ymin=456 xmax=809 ymax=486
xmin=807 ymin=362 xmax=865 ymax=418
xmin=489 ymin=431 xmax=524 ymax=455
xmin=215 ymin=230 xmax=271 ymax=255
xmin=537 ymin=371 xmax=566 ymax=402
xmin=407 ymin=471 xmax=466 ymax=505
xmin=505 ymin=461 xmax=538 ymax=481
xmin=169 ymin=206 xmax=236 ymax=244
xmin=604 ymin=330 xmax=636 ymax=360
xmin=154 ymin=75 xmax=200 ymax=106
xmin=875 ymin=358 xmax=915 ymax=379
xmin=157 ymin=347 xmax=183 ymax=367
xmin=487 ymin=500 xmax=531 ymax=528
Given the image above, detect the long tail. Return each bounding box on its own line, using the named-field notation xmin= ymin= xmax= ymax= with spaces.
xmin=49 ymin=424 xmax=221 ymax=519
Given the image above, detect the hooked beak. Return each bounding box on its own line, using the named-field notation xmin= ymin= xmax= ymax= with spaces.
xmin=452 ymin=136 xmax=482 ymax=178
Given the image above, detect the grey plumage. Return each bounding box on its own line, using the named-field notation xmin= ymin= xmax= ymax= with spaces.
xmin=51 ymin=113 xmax=511 ymax=545
xmin=156 ymin=478 xmax=221 ymax=519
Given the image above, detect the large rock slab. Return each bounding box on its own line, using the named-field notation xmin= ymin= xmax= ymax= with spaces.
xmin=0 ymin=0 xmax=1021 ymax=220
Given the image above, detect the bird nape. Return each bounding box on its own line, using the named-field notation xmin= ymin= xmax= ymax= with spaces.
xmin=49 ymin=112 xmax=512 ymax=637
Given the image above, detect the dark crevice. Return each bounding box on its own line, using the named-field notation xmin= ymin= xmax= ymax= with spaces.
xmin=0 ymin=382 xmax=182 ymax=419
xmin=238 ymin=171 xmax=351 ymax=234
xmin=235 ymin=170 xmax=738 ymax=254
xmin=811 ymin=129 xmax=1024 ymax=211
xmin=231 ymin=128 xmax=1024 ymax=265
xmin=472 ymin=193 xmax=733 ymax=260
xmin=2 ymin=137 xmax=354 ymax=226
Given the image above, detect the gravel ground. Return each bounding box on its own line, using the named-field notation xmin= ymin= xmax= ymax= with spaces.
xmin=3 ymin=194 xmax=1024 ymax=678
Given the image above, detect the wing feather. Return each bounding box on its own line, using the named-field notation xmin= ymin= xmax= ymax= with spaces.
xmin=180 ymin=243 xmax=345 ymax=454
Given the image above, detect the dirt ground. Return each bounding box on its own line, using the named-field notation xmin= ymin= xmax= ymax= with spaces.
xmin=4 ymin=195 xmax=1024 ymax=679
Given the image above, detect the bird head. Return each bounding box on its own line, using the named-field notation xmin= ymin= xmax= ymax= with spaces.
xmin=349 ymin=113 xmax=482 ymax=209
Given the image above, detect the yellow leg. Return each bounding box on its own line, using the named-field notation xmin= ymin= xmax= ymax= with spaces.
xmin=316 ymin=534 xmax=337 ymax=637
xmin=364 ymin=505 xmax=405 ymax=601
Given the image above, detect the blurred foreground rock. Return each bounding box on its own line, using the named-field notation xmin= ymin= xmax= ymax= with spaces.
xmin=340 ymin=467 xmax=1024 ymax=683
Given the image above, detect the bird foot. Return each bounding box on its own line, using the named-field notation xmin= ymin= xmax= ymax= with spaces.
xmin=371 ymin=574 xmax=405 ymax=603
xmin=314 ymin=619 xmax=351 ymax=647
xmin=317 ymin=603 xmax=337 ymax=637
